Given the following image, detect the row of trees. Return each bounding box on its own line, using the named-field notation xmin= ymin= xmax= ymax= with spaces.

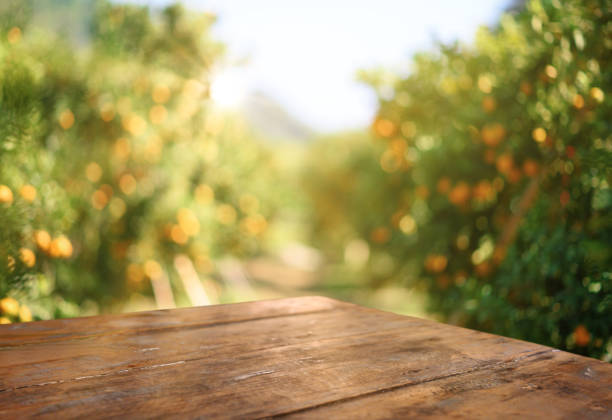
xmin=305 ymin=0 xmax=610 ymax=359
xmin=0 ymin=1 xmax=285 ymax=320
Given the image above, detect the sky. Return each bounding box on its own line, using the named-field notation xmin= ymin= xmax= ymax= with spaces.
xmin=128 ymin=0 xmax=512 ymax=132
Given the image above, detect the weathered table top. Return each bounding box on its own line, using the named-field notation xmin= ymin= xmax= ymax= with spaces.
xmin=1 ymin=296 xmax=610 ymax=419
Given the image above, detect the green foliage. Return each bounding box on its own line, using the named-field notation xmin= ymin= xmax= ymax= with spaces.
xmin=306 ymin=0 xmax=611 ymax=359
xmin=0 ymin=1 xmax=283 ymax=319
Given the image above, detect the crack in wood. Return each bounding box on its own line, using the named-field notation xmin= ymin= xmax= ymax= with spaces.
xmin=1 ymin=361 xmax=188 ymax=393
xmin=234 ymin=370 xmax=276 ymax=381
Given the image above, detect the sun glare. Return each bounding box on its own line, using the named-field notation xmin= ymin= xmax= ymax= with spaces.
xmin=210 ymin=70 xmax=247 ymax=109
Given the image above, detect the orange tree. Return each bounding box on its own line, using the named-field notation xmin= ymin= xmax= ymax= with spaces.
xmin=0 ymin=1 xmax=282 ymax=320
xmin=369 ymin=0 xmax=611 ymax=359
xmin=306 ymin=0 xmax=610 ymax=359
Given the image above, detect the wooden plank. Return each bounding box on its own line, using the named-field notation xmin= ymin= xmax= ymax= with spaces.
xmin=0 ymin=303 xmax=410 ymax=389
xmin=282 ymin=350 xmax=612 ymax=419
xmin=0 ymin=296 xmax=338 ymax=346
xmin=0 ymin=296 xmax=610 ymax=419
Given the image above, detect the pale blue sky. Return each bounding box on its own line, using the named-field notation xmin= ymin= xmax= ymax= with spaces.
xmin=128 ymin=1 xmax=511 ymax=132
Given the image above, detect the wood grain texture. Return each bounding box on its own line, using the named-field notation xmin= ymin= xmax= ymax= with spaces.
xmin=0 ymin=296 xmax=610 ymax=419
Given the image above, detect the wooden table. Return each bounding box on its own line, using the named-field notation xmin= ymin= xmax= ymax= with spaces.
xmin=1 ymin=296 xmax=611 ymax=418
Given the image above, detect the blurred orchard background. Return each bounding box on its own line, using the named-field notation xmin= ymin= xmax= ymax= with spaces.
xmin=0 ymin=0 xmax=610 ymax=360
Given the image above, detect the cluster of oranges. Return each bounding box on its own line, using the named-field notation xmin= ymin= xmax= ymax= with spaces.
xmin=1 ymin=184 xmax=73 ymax=272
xmin=0 ymin=297 xmax=32 ymax=324
xmin=424 ymin=253 xmax=493 ymax=286
xmin=434 ymin=177 xmax=501 ymax=208
xmin=477 ymin=121 xmax=546 ymax=185
xmin=7 ymin=232 xmax=73 ymax=272
xmin=379 ymin=138 xmax=410 ymax=173
xmin=163 ymin=208 xmax=202 ymax=245
xmin=0 ymin=184 xmax=37 ymax=204
xmin=371 ymin=115 xmax=545 ymax=211
xmin=33 ymin=230 xmax=73 ymax=259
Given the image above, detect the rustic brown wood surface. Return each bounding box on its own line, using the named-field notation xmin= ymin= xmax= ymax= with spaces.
xmin=0 ymin=296 xmax=610 ymax=419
